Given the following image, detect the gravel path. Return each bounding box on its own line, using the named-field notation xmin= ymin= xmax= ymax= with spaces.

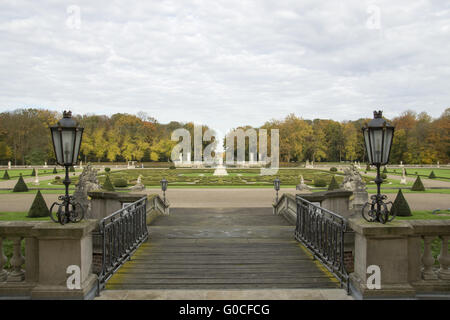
xmin=0 ymin=188 xmax=447 ymax=212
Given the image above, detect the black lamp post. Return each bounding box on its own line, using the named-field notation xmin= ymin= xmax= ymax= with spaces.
xmin=362 ymin=110 xmax=395 ymax=223
xmin=160 ymin=177 xmax=168 ymax=204
xmin=273 ymin=177 xmax=281 ymax=203
xmin=49 ymin=111 xmax=84 ymax=225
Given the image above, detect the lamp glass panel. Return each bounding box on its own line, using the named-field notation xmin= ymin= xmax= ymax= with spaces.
xmin=382 ymin=128 xmax=393 ymax=164
xmin=61 ymin=130 xmax=75 ymax=164
xmin=363 ymin=129 xmax=372 ymax=163
xmin=73 ymin=130 xmax=83 ymax=164
xmin=369 ymin=128 xmax=383 ymax=164
xmin=51 ymin=129 xmax=63 ymax=165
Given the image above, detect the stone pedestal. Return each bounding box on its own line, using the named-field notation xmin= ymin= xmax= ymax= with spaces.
xmin=29 ymin=220 xmax=98 ymax=299
xmin=348 ymin=218 xmax=416 ymax=299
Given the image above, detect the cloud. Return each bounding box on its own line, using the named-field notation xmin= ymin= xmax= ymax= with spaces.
xmin=0 ymin=0 xmax=449 ymax=133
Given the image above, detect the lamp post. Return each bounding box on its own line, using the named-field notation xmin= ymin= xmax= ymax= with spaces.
xmin=49 ymin=111 xmax=84 ymax=225
xmin=362 ymin=110 xmax=395 ymax=224
xmin=160 ymin=177 xmax=168 ymax=204
xmin=273 ymin=177 xmax=281 ymax=203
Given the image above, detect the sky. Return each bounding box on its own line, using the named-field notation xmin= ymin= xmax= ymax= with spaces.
xmin=0 ymin=0 xmax=449 ymax=133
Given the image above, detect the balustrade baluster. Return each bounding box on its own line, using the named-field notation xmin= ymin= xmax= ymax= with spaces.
xmin=421 ymin=236 xmax=438 ymax=280
xmin=7 ymin=237 xmax=25 ymax=282
xmin=438 ymin=235 xmax=450 ymax=280
xmin=0 ymin=238 xmax=8 ymax=281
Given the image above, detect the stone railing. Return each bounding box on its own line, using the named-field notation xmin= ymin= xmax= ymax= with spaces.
xmin=273 ymin=193 xmax=297 ymax=224
xmin=0 ymin=220 xmax=98 ymax=299
xmin=349 ymin=218 xmax=450 ymax=299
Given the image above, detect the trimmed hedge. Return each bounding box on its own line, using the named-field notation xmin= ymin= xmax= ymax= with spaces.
xmin=27 ymin=190 xmax=50 ymax=217
xmin=428 ymin=171 xmax=436 ymax=179
xmin=69 ymin=166 xmax=75 ymax=172
xmin=105 ymin=167 xmax=111 ymax=173
xmin=31 ymin=168 xmax=36 ymax=176
xmin=383 ymin=166 xmax=388 ymax=174
xmin=114 ymin=178 xmax=128 ymax=188
xmin=53 ymin=167 xmax=58 ymax=174
xmin=314 ymin=179 xmax=327 ymax=187
xmin=330 ymin=167 xmax=337 ymax=172
xmin=2 ymin=170 xmax=10 ymax=180
xmin=391 ymin=189 xmax=412 ymax=217
xmin=13 ymin=174 xmax=29 ymax=192
xmin=411 ymin=176 xmax=425 ymax=191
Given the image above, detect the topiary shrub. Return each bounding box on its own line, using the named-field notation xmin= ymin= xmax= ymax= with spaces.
xmin=114 ymin=178 xmax=128 ymax=188
xmin=428 ymin=171 xmax=436 ymax=179
xmin=366 ymin=164 xmax=371 ymax=171
xmin=13 ymin=174 xmax=29 ymax=192
xmin=383 ymin=166 xmax=388 ymax=174
xmin=390 ymin=189 xmax=412 ymax=217
xmin=31 ymin=168 xmax=36 ymax=176
xmin=2 ymin=170 xmax=10 ymax=180
xmin=411 ymin=176 xmax=425 ymax=191
xmin=27 ymin=190 xmax=50 ymax=218
xmin=69 ymin=166 xmax=75 ymax=172
xmin=314 ymin=179 xmax=327 ymax=187
xmin=328 ymin=176 xmax=340 ymax=191
xmin=169 ymin=165 xmax=176 ymax=170
xmin=404 ymin=169 xmax=408 ymax=176
xmin=53 ymin=167 xmax=58 ymax=174
xmin=381 ymin=173 xmax=387 ymax=180
xmin=103 ymin=175 xmax=115 ymax=191
xmin=330 ymin=167 xmax=337 ymax=172
xmin=104 ymin=167 xmax=111 ymax=173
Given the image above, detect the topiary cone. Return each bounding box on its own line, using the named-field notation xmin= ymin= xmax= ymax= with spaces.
xmin=27 ymin=190 xmax=50 ymax=218
xmin=411 ymin=176 xmax=425 ymax=191
xmin=391 ymin=189 xmax=412 ymax=217
xmin=2 ymin=170 xmax=10 ymax=180
xmin=103 ymin=174 xmax=115 ymax=191
xmin=53 ymin=167 xmax=58 ymax=174
xmin=328 ymin=176 xmax=340 ymax=191
xmin=31 ymin=168 xmax=36 ymax=176
xmin=13 ymin=174 xmax=29 ymax=192
xmin=428 ymin=171 xmax=436 ymax=179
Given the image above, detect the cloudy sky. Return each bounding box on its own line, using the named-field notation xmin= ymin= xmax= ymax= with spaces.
xmin=0 ymin=0 xmax=449 ymax=133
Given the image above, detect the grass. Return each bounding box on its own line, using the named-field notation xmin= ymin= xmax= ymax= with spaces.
xmin=396 ymin=210 xmax=450 ymax=220
xmin=0 ymin=212 xmax=50 ymax=221
xmin=385 ymin=168 xmax=450 ymax=181
xmin=1 ymin=168 xmax=80 ymax=179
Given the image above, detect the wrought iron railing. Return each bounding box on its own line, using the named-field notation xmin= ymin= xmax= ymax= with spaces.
xmin=96 ymin=196 xmax=148 ymax=291
xmin=295 ymin=195 xmax=349 ymax=293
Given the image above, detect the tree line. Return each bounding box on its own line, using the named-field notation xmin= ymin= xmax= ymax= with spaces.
xmin=0 ymin=108 xmax=448 ymax=165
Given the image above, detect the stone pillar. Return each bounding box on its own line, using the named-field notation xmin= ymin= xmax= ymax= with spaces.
xmin=30 ymin=220 xmax=98 ymax=299
xmin=348 ymin=218 xmax=416 ymax=299
xmin=8 ymin=161 xmax=11 ymax=169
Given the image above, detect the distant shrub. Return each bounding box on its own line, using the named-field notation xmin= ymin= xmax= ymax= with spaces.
xmin=105 ymin=167 xmax=111 ymax=173
xmin=13 ymin=174 xmax=29 ymax=192
xmin=114 ymin=178 xmax=128 ymax=188
xmin=54 ymin=176 xmax=61 ymax=180
xmin=2 ymin=170 xmax=10 ymax=180
xmin=366 ymin=164 xmax=371 ymax=171
xmin=53 ymin=167 xmax=58 ymax=174
xmin=382 ymin=166 xmax=388 ymax=174
xmin=381 ymin=173 xmax=387 ymax=180
xmin=428 ymin=171 xmax=436 ymax=179
xmin=411 ymin=176 xmax=425 ymax=191
xmin=31 ymin=168 xmax=36 ymax=176
xmin=330 ymin=167 xmax=337 ymax=172
xmin=69 ymin=166 xmax=75 ymax=172
xmin=27 ymin=190 xmax=50 ymax=218
xmin=314 ymin=179 xmax=327 ymax=187
xmin=169 ymin=165 xmax=176 ymax=170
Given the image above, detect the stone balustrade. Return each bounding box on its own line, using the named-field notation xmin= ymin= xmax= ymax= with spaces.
xmin=0 ymin=220 xmax=98 ymax=299
xmin=349 ymin=218 xmax=450 ymax=299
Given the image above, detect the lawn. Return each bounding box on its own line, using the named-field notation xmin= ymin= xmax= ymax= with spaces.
xmin=385 ymin=168 xmax=450 ymax=181
xmin=1 ymin=168 xmax=80 ymax=179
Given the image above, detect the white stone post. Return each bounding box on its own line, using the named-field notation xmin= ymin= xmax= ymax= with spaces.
xmin=34 ymin=169 xmax=39 ymax=186
xmin=421 ymin=236 xmax=438 ymax=280
xmin=8 ymin=237 xmax=25 ymax=282
xmin=8 ymin=161 xmax=11 ymax=169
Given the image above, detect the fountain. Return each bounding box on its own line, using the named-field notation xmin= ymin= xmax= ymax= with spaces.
xmin=213 ymin=152 xmax=228 ymax=176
